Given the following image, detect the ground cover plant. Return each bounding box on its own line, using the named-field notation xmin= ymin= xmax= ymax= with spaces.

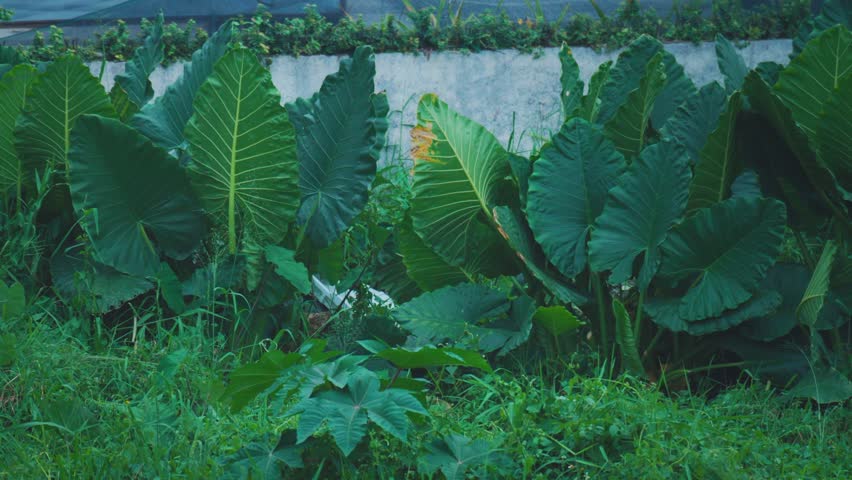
xmin=1 ymin=0 xmax=851 ymax=478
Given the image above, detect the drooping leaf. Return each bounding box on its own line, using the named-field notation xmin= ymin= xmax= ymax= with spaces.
xmin=156 ymin=263 xmax=186 ymax=314
xmin=287 ymin=46 xmax=388 ymax=248
xmin=0 ymin=64 xmax=37 ymax=198
xmin=817 ymin=73 xmax=852 ymax=199
xmin=398 ymin=217 xmax=468 ymax=292
xmin=410 ymin=94 xmax=515 ymax=276
xmin=377 ymin=346 xmax=491 ymax=371
xmin=647 ymin=290 xmax=783 ymax=335
xmin=533 ymin=305 xmax=583 ymax=337
xmin=612 ymin=299 xmax=644 ymax=376
xmin=660 ymin=81 xmax=727 ymax=164
xmin=660 ymin=197 xmax=786 ymax=320
xmin=589 ymin=141 xmax=691 ymax=290
xmin=797 ymin=241 xmax=838 ymax=327
xmin=131 ymin=21 xmax=232 ymax=151
xmin=730 ymin=171 xmax=762 ymax=199
xmin=686 ymin=92 xmax=744 ymax=212
xmin=478 ymin=296 xmax=536 ymax=356
xmin=507 ymin=153 xmax=531 ymax=207
xmin=604 ymin=52 xmax=667 ymax=159
xmin=559 ymin=44 xmax=584 ymax=118
xmin=264 ymin=245 xmax=311 ymax=295
xmin=51 ymin=247 xmax=153 ymax=314
xmin=185 ymin=48 xmax=298 ymax=253
xmin=527 ymin=118 xmax=625 ymax=278
xmin=775 ymin=26 xmax=852 ymax=147
xmin=738 ymin=264 xmax=810 ymax=341
xmin=786 ymin=367 xmax=852 ymax=404
xmin=715 ymin=34 xmax=749 ymax=93
xmin=114 ymin=12 xmax=164 ymax=108
xmin=392 ymin=283 xmax=509 ymax=343
xmin=492 ymin=205 xmax=589 ymax=305
xmin=15 ymin=55 xmax=115 ymax=183
xmin=69 ymin=115 xmax=204 ymax=277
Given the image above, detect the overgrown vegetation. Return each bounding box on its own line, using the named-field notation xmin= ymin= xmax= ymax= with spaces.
xmin=1 ymin=0 xmax=850 ymax=478
xmin=6 ymin=0 xmax=811 ymax=64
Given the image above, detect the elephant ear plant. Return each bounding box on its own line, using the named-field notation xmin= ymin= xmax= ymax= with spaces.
xmin=397 ymin=29 xmax=851 ymax=401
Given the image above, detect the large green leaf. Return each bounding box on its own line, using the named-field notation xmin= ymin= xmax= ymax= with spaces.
xmin=0 ymin=64 xmax=37 ymax=198
xmin=596 ymin=35 xmax=695 ymax=128
xmin=264 ymin=245 xmax=311 ymax=295
xmin=15 ymin=55 xmax=115 ymax=183
xmin=286 ymin=46 xmax=388 ymax=248
xmin=559 ymin=44 xmax=583 ymax=118
xmin=409 ymin=94 xmax=514 ymax=274
xmin=589 ymin=141 xmax=691 ymax=290
xmin=775 ymin=26 xmax=852 ymax=146
xmin=647 ymin=289 xmax=783 ymax=335
xmin=686 ymin=92 xmax=744 ymax=212
xmin=130 ymin=21 xmax=232 ymax=151
xmin=114 ymin=13 xmax=164 ymax=108
xmin=792 ymin=0 xmax=852 ymax=54
xmin=715 ymin=34 xmax=749 ymax=93
xmin=818 ymin=73 xmax=852 ymax=198
xmin=398 ymin=218 xmax=468 ymax=291
xmin=526 ymin=118 xmax=625 ymax=278
xmin=492 ymin=206 xmax=589 ymax=305
xmin=786 ymin=367 xmax=852 ymax=404
xmin=370 ymin=235 xmax=422 ymax=303
xmin=0 ymin=281 xmax=25 ymax=320
xmin=69 ymin=115 xmax=205 ymax=277
xmin=185 ymin=48 xmax=298 ymax=253
xmin=393 ymin=283 xmax=509 ymax=343
xmin=738 ymin=264 xmax=810 ymax=341
xmin=577 ymin=60 xmax=612 ymax=122
xmin=533 ymin=305 xmax=583 ymax=337
xmin=223 ymin=433 xmax=304 ymax=478
xmin=604 ymin=52 xmax=667 ymax=159
xmin=612 ymin=299 xmax=644 ymax=375
xmin=797 ymin=241 xmax=838 ymax=327
xmin=421 ymin=434 xmax=511 ymax=480
xmin=660 ymin=82 xmax=727 ymax=164
xmin=377 ymin=346 xmax=491 ymax=371
xmin=660 ymin=197 xmax=786 ymax=320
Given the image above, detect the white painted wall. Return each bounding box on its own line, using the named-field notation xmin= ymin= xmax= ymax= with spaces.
xmin=91 ymin=39 xmax=792 ymax=158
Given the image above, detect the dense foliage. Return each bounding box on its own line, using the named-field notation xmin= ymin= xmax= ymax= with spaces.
xmin=1 ymin=1 xmax=850 ymax=478
xmin=7 ymin=0 xmax=811 ymax=64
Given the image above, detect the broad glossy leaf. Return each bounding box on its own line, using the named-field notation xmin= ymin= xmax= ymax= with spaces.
xmin=265 ymin=245 xmax=311 ymax=295
xmin=223 ymin=350 xmax=302 ymax=412
xmin=577 ymin=60 xmax=612 ymax=122
xmin=660 ymin=197 xmax=786 ymax=320
xmin=738 ymin=264 xmax=810 ymax=341
xmin=492 ymin=206 xmax=589 ymax=305
xmin=131 ymin=21 xmax=232 ymax=151
xmin=15 ymin=55 xmax=115 ymax=182
xmin=398 ymin=217 xmax=468 ymax=291
xmin=604 ymin=52 xmax=667 ymax=159
xmin=287 ymin=46 xmax=388 ymax=248
xmin=589 ymin=141 xmax=691 ymax=290
xmin=393 ymin=283 xmax=509 ymax=343
xmin=818 ymin=73 xmax=852 ymax=199
xmin=114 ymin=13 xmax=163 ymax=108
xmin=596 ymin=35 xmax=695 ymax=128
xmin=421 ymin=434 xmax=511 ymax=480
xmin=660 ymin=82 xmax=726 ymax=164
xmin=370 ymin=236 xmax=422 ymax=303
xmin=223 ymin=433 xmax=304 ymax=478
xmin=377 ymin=346 xmax=491 ymax=371
xmin=0 ymin=64 xmax=37 ymax=197
xmin=647 ymin=290 xmax=783 ymax=335
xmin=478 ymin=296 xmax=536 ymax=356
xmin=786 ymin=367 xmax=852 ymax=404
xmin=775 ymin=26 xmax=852 ymax=146
xmin=410 ymin=94 xmax=514 ymax=274
xmin=69 ymin=115 xmax=205 ymax=277
xmin=687 ymin=92 xmax=744 ymax=212
xmin=527 ymin=118 xmax=625 ymax=278
xmin=533 ymin=305 xmax=582 ymax=337
xmin=715 ymin=34 xmax=748 ymax=93
xmin=559 ymin=44 xmax=583 ymax=117
xmin=185 ymin=48 xmax=298 ymax=253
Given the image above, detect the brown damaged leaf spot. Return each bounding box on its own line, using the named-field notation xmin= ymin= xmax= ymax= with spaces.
xmin=410 ymin=123 xmax=438 ymax=163
xmin=492 ymin=209 xmax=526 ymax=263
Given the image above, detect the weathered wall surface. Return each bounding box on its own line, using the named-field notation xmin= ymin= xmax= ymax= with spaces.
xmin=92 ymin=39 xmax=792 ymax=158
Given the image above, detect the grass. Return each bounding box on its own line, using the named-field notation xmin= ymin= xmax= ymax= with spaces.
xmin=2 ymin=313 xmax=849 ymax=479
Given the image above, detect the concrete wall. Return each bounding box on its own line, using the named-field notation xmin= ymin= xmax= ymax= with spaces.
xmin=92 ymin=38 xmax=792 ymax=158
